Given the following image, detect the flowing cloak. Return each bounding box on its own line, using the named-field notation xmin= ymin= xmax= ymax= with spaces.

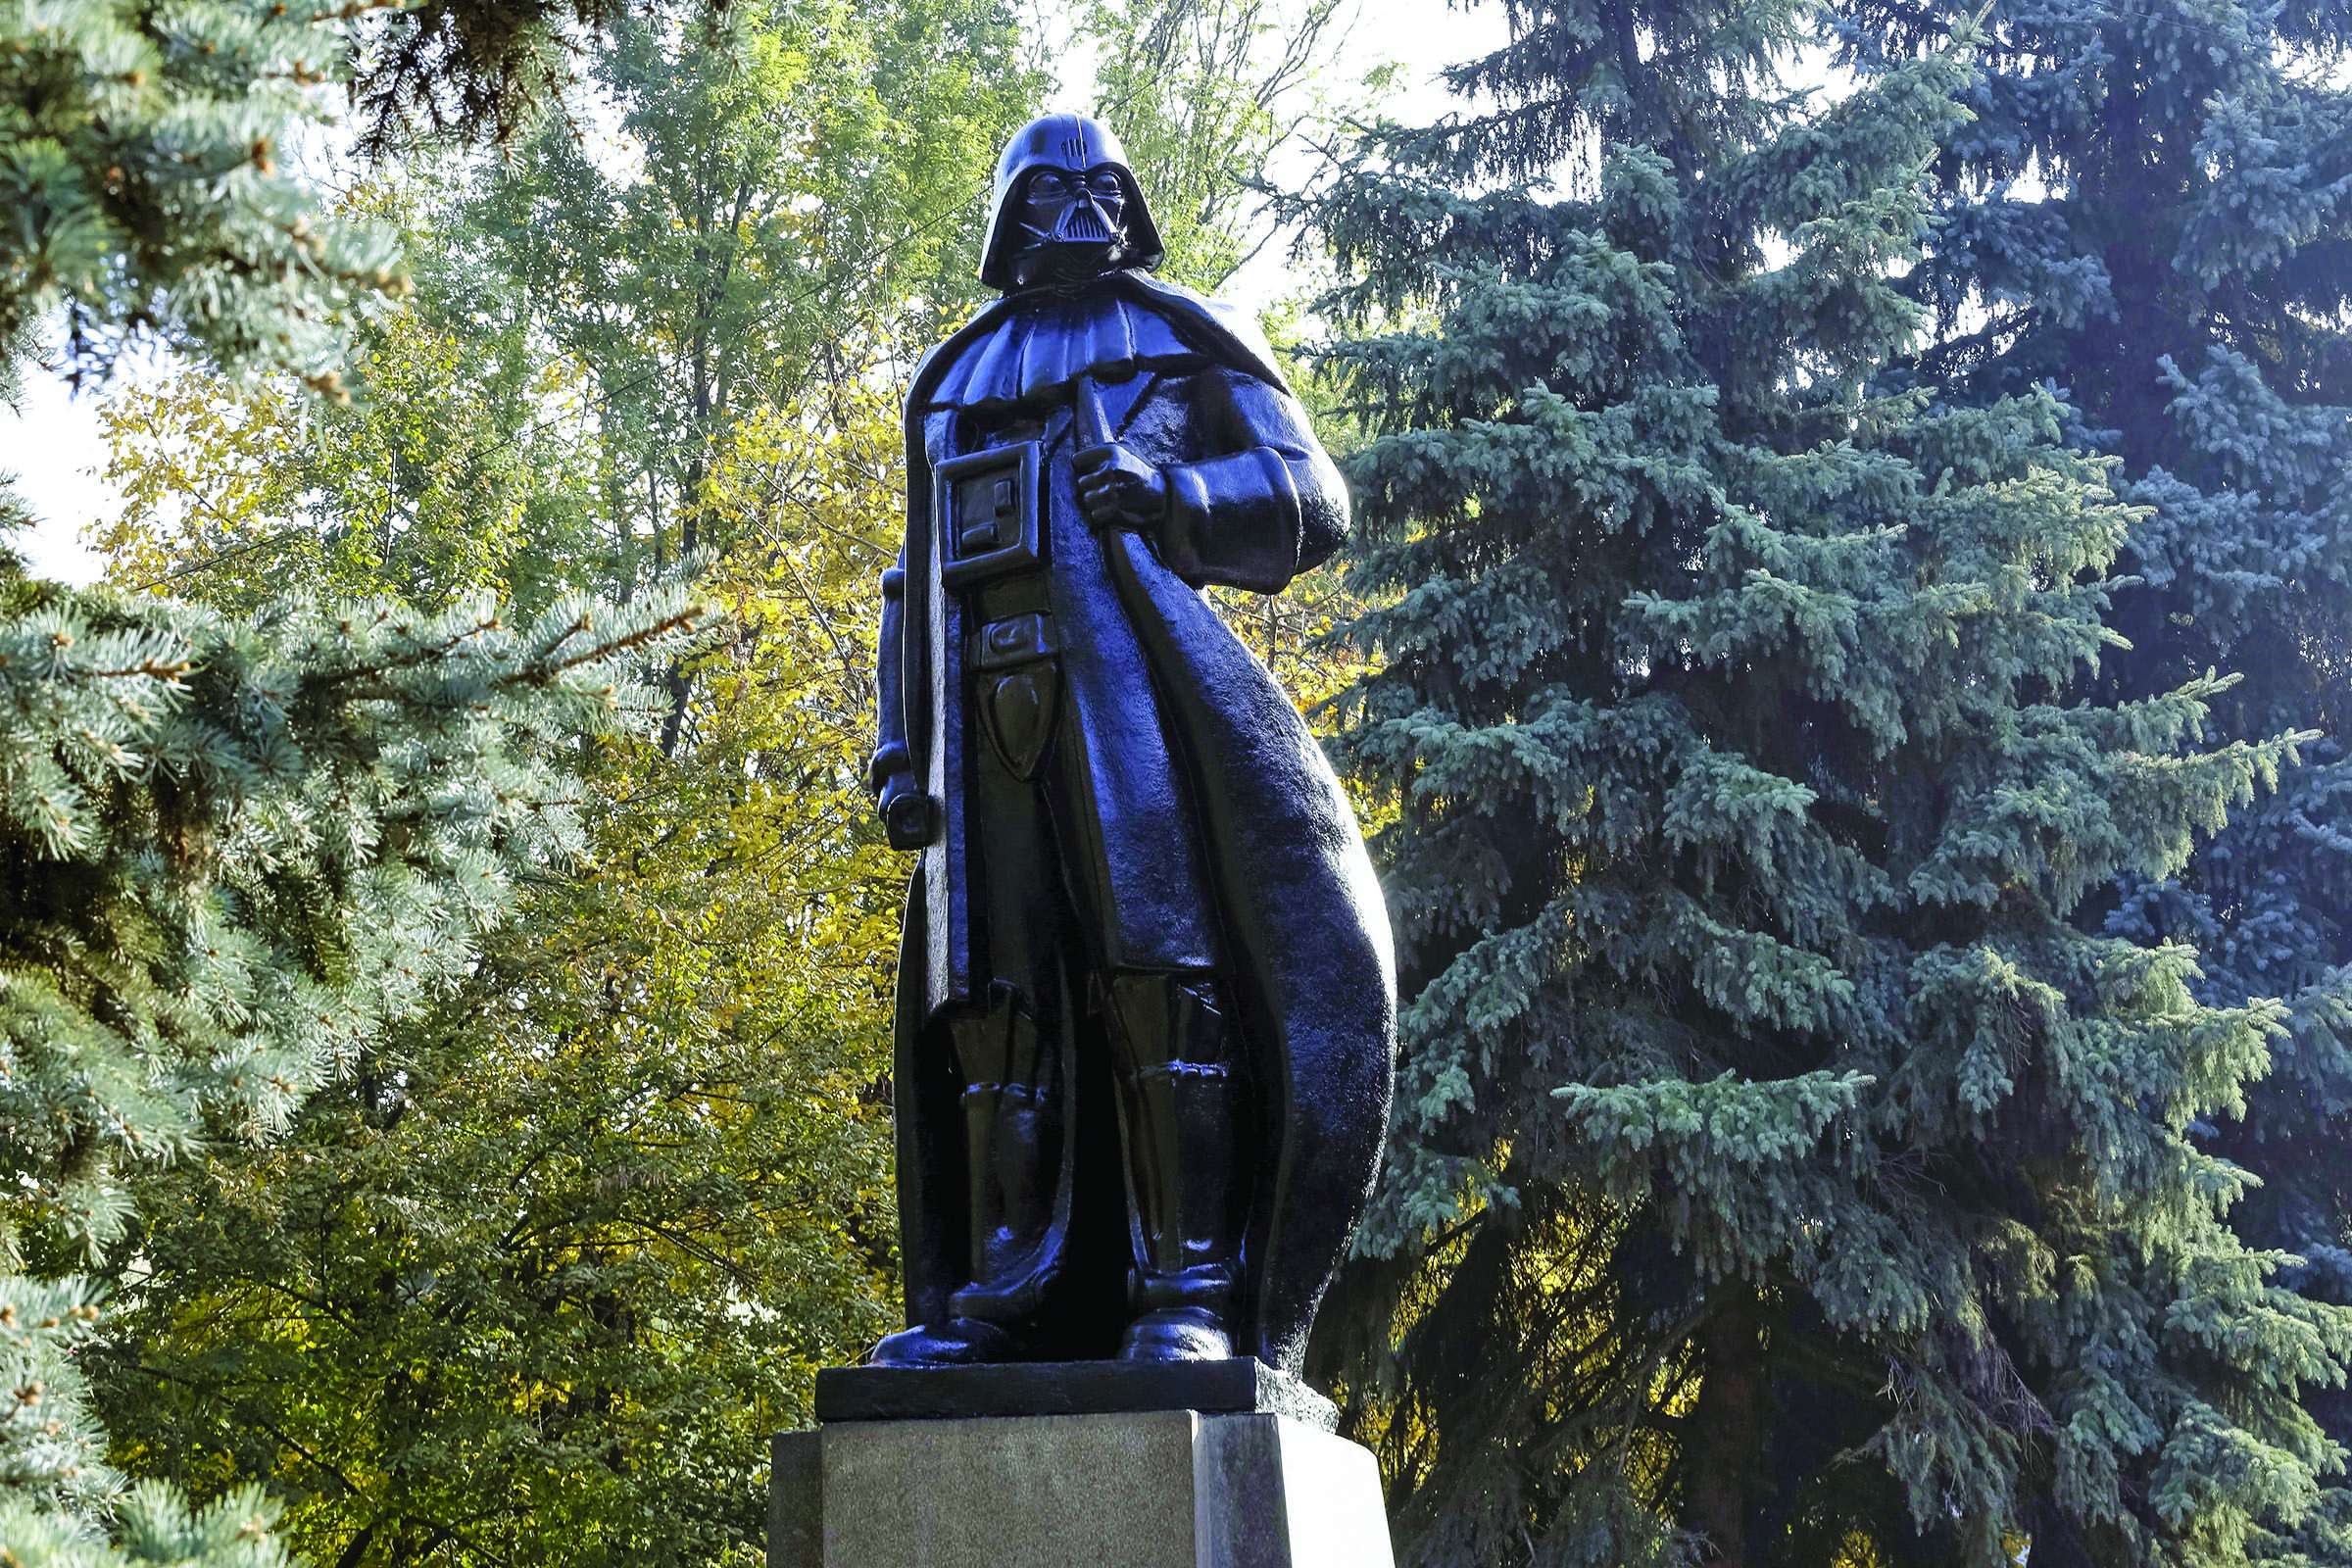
xmin=874 ymin=270 xmax=1396 ymax=1376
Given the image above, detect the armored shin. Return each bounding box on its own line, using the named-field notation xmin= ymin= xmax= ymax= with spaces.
xmin=947 ymin=981 xmax=1066 ymax=1323
xmin=1103 ymin=973 xmax=1244 ymax=1329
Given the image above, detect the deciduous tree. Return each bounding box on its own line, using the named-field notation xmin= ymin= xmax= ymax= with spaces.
xmin=79 ymin=3 xmax=1037 ymax=1559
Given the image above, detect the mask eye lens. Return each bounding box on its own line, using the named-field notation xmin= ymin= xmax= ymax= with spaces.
xmin=1028 ymin=172 xmax=1067 ymax=201
xmin=1088 ymin=172 xmax=1122 ymax=200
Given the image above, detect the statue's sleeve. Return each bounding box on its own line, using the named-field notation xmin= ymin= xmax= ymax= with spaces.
xmin=868 ymin=547 xmax=911 ymax=793
xmin=1156 ymin=369 xmax=1349 ymax=594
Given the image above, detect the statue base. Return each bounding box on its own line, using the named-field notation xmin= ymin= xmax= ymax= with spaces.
xmin=770 ymin=1360 xmax=1394 ymax=1567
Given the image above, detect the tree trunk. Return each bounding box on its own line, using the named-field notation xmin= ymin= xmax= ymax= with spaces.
xmin=1686 ymin=1284 xmax=1765 ymax=1567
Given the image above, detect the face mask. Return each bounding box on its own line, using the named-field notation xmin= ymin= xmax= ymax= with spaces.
xmin=1012 ymin=167 xmax=1130 ymax=284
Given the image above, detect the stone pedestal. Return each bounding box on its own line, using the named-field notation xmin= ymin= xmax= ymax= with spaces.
xmin=769 ymin=1362 xmax=1394 ymax=1568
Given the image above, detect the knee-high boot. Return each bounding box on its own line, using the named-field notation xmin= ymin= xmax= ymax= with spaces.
xmin=870 ymin=982 xmax=1067 ymax=1366
xmin=948 ymin=980 xmax=1068 ymax=1323
xmin=1103 ymin=972 xmax=1245 ymax=1361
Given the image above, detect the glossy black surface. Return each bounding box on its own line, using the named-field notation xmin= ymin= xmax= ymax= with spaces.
xmin=866 ymin=113 xmax=1395 ymax=1378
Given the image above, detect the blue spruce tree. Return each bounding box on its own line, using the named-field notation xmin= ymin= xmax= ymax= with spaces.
xmin=0 ymin=579 xmax=706 ymax=1566
xmin=1830 ymin=0 xmax=2352 ymax=1558
xmin=0 ymin=1 xmax=710 ymax=1559
xmin=0 ymin=0 xmax=695 ymax=386
xmin=1312 ymin=2 xmax=2352 ymax=1562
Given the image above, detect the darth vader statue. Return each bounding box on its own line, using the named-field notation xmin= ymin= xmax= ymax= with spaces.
xmin=866 ymin=113 xmax=1395 ymax=1374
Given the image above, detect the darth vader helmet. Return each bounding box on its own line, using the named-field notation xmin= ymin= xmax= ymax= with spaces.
xmin=978 ymin=113 xmax=1166 ymax=292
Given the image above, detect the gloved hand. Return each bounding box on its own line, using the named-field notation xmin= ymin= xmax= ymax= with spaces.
xmin=878 ymin=771 xmax=938 ymax=850
xmin=1073 ymin=442 xmax=1166 ymax=535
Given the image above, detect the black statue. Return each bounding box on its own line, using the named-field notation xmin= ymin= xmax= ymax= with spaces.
xmin=866 ymin=112 xmax=1395 ymax=1376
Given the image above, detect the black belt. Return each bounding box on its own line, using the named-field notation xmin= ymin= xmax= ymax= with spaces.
xmin=968 ymin=566 xmax=1051 ymax=619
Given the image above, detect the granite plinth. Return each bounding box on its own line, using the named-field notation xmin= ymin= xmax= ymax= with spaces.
xmin=768 ymin=1408 xmax=1394 ymax=1568
xmin=814 ymin=1356 xmax=1336 ymax=1430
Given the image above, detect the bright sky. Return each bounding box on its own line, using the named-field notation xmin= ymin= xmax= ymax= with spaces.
xmin=5 ymin=364 xmax=116 ymax=584
xmin=0 ymin=0 xmax=1506 ymax=586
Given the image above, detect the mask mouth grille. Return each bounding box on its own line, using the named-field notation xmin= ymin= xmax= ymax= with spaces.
xmin=1054 ymin=203 xmax=1111 ymax=244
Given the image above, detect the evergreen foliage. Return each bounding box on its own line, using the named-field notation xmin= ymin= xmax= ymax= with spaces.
xmin=1 ymin=0 xmax=414 ymax=387
xmin=1829 ymin=3 xmax=2352 ymax=1555
xmin=0 ymin=0 xmax=733 ymax=386
xmin=1312 ymin=4 xmax=2352 ymax=1562
xmin=0 ymin=579 xmax=705 ymax=1565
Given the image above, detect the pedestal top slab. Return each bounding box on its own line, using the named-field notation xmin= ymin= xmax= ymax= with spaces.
xmin=813 ymin=1357 xmax=1337 ymax=1431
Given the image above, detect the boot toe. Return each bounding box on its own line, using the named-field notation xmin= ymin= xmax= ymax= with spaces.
xmin=868 ymin=1317 xmax=1021 ymax=1367
xmin=1118 ymin=1306 xmax=1233 ymax=1362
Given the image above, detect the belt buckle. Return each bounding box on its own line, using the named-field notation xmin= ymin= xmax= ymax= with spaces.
xmin=971 ymin=612 xmax=1055 ymax=671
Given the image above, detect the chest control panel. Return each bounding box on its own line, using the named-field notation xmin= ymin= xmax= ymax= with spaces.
xmin=936 ymin=440 xmax=1042 ymax=588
